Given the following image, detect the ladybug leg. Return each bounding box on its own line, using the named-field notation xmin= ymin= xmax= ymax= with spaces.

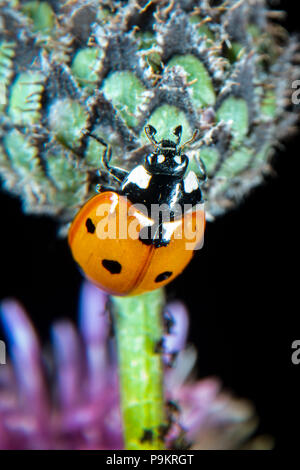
xmin=99 ymin=138 xmax=129 ymax=183
xmin=145 ymin=125 xmax=159 ymax=146
xmin=194 ymin=154 xmax=207 ymax=182
xmin=96 ymin=183 xmax=121 ymax=193
xmin=86 ymin=132 xmax=129 ymax=183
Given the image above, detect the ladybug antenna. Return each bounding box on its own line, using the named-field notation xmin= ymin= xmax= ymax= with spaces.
xmin=173 ymin=125 xmax=182 ymax=146
xmin=178 ymin=129 xmax=199 ymax=154
xmin=145 ymin=125 xmax=159 ymax=147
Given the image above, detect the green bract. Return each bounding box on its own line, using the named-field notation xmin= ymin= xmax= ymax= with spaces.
xmin=167 ymin=54 xmax=216 ymax=108
xmin=102 ymin=71 xmax=147 ymax=128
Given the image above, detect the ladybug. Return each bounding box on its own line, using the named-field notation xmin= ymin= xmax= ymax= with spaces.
xmin=68 ymin=125 xmax=205 ymax=296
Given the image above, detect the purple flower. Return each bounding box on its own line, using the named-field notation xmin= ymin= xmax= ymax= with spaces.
xmin=0 ymin=282 xmax=269 ymax=449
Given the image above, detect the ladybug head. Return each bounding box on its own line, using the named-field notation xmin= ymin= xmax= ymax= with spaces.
xmin=144 ymin=125 xmax=198 ymax=176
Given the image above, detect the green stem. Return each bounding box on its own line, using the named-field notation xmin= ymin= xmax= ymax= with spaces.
xmin=112 ymin=289 xmax=166 ymax=450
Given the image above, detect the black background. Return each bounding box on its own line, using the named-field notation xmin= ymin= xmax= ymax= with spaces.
xmin=0 ymin=1 xmax=299 ymax=453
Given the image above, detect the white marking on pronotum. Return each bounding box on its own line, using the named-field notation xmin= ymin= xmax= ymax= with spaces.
xmin=174 ymin=155 xmax=181 ymax=165
xmin=184 ymin=171 xmax=199 ymax=193
xmin=124 ymin=165 xmax=152 ymax=189
xmin=157 ymin=154 xmax=165 ymax=164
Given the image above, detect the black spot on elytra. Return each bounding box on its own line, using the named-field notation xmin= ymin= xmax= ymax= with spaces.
xmin=86 ymin=218 xmax=95 ymax=233
xmin=102 ymin=259 xmax=122 ymax=274
xmin=155 ymin=271 xmax=173 ymax=283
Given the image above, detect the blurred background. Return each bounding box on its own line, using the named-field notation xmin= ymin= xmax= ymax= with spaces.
xmin=0 ymin=1 xmax=299 ymax=451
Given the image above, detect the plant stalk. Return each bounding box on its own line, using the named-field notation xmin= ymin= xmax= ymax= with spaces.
xmin=112 ymin=289 xmax=166 ymax=450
